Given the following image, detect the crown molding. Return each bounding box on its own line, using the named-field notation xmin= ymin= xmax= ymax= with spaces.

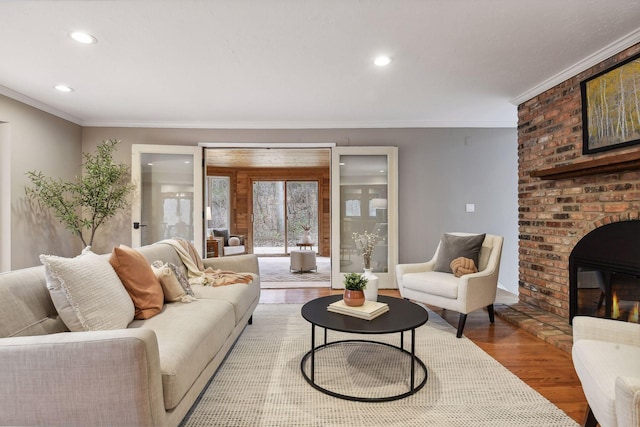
xmin=0 ymin=85 xmax=82 ymax=125
xmin=511 ymin=28 xmax=640 ymax=105
xmin=81 ymin=119 xmax=517 ymax=129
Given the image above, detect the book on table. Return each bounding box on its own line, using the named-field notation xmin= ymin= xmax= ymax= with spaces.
xmin=327 ymin=299 xmax=389 ymax=320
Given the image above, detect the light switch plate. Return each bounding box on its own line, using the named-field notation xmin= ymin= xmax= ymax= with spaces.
xmin=466 ymin=203 xmax=475 ymax=213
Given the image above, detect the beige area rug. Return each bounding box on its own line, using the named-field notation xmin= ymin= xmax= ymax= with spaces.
xmin=259 ymin=256 xmax=331 ymax=288
xmin=180 ymin=304 xmax=579 ymax=427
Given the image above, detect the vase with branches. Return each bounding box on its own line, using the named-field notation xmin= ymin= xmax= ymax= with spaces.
xmin=352 ymin=230 xmax=380 ymax=270
xmin=25 ymin=139 xmax=134 ymax=248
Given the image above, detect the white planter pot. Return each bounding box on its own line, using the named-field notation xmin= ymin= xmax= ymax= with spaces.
xmin=301 ymin=230 xmax=312 ymax=244
xmin=363 ymin=268 xmax=379 ymax=302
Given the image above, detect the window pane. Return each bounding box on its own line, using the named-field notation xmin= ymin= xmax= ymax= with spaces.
xmin=207 ymin=176 xmax=230 ymax=230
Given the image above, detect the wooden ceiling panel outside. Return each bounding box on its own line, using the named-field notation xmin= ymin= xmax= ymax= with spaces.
xmin=205 ymin=148 xmax=330 ymax=169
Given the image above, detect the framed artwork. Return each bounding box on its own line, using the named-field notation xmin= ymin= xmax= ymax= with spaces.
xmin=581 ymin=51 xmax=640 ymax=154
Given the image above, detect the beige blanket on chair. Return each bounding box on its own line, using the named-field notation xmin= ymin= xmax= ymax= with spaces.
xmin=158 ymin=238 xmax=253 ymax=287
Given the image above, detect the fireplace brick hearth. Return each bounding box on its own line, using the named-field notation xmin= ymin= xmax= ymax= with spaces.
xmin=517 ymin=42 xmax=640 ymax=322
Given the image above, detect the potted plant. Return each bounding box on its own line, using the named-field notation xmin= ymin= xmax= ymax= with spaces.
xmin=343 ymin=272 xmax=368 ymax=306
xmin=25 ymin=139 xmax=134 ymax=249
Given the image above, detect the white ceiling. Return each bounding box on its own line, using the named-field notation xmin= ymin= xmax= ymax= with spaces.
xmin=1 ymin=1 xmax=640 ymax=129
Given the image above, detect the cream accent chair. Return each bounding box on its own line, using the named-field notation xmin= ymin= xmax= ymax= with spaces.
xmin=572 ymin=316 xmax=640 ymax=427
xmin=396 ymin=233 xmax=503 ymax=338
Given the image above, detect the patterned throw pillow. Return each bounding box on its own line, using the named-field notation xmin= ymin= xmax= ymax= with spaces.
xmin=152 ymin=261 xmax=195 ymax=303
xmin=40 ymin=249 xmax=135 ymax=332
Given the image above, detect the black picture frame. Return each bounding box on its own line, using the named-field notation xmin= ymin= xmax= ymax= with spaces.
xmin=581 ymin=51 xmax=640 ymax=154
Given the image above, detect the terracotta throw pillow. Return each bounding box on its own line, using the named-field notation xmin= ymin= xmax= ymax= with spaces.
xmin=109 ymin=245 xmax=164 ymax=319
xmin=450 ymin=257 xmax=478 ymax=277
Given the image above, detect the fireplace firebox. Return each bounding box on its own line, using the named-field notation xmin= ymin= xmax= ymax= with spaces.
xmin=569 ymin=220 xmax=640 ymax=324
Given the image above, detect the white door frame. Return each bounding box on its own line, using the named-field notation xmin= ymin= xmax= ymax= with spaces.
xmin=331 ymin=146 xmax=398 ymax=289
xmin=131 ymin=144 xmax=203 ymax=254
xmin=0 ymin=123 xmax=11 ymax=272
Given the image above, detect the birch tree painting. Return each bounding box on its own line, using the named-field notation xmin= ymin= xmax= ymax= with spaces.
xmin=582 ymin=55 xmax=640 ymax=153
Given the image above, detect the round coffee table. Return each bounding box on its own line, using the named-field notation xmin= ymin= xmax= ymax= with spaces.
xmin=300 ymin=294 xmax=428 ymax=402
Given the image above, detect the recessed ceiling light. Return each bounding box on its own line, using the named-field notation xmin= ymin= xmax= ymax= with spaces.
xmin=70 ymin=31 xmax=97 ymax=44
xmin=54 ymin=84 xmax=74 ymax=93
xmin=374 ymin=55 xmax=392 ymax=67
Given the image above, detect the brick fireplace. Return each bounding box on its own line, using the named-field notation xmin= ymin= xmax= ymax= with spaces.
xmin=517 ymin=42 xmax=640 ymax=322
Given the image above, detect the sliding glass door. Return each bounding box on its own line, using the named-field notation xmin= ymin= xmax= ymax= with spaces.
xmin=252 ymin=180 xmax=319 ymax=255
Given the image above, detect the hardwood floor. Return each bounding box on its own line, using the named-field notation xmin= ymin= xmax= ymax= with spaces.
xmin=260 ymin=287 xmax=588 ymax=425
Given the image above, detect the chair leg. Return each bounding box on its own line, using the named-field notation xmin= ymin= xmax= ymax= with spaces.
xmin=248 ymin=315 xmax=253 ymax=325
xmin=456 ymin=313 xmax=467 ymax=338
xmin=487 ymin=304 xmax=495 ymax=323
xmin=583 ymin=405 xmax=597 ymax=427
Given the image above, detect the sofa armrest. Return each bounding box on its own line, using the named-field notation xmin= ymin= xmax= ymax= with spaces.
xmin=573 ymin=316 xmax=640 ymax=347
xmin=0 ymin=329 xmax=166 ymax=427
xmin=615 ymin=376 xmax=640 ymax=427
xmin=396 ymin=261 xmax=435 ymax=275
xmin=395 ymin=261 xmax=435 ymax=294
xmin=202 ymin=253 xmax=259 ymax=276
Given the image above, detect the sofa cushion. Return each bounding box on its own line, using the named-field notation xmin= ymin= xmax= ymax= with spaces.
xmin=572 ymin=339 xmax=640 ymax=427
xmin=129 ymin=299 xmax=235 ymax=410
xmin=110 ymin=245 xmax=164 ymax=320
xmin=434 ymin=233 xmax=485 ymax=273
xmin=402 ymin=271 xmax=459 ymax=299
xmin=40 ymin=250 xmax=134 ymax=332
xmin=191 ymin=273 xmax=260 ymax=324
xmin=0 ymin=266 xmax=68 ymax=337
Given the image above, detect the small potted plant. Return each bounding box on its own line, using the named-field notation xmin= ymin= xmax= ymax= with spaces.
xmin=343 ymin=272 xmax=368 ymax=307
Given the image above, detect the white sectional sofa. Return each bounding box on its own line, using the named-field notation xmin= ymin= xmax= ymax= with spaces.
xmin=0 ymin=242 xmax=260 ymax=427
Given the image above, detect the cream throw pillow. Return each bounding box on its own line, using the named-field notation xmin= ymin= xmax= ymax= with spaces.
xmin=151 ymin=261 xmax=196 ymax=303
xmin=40 ymin=249 xmax=135 ymax=332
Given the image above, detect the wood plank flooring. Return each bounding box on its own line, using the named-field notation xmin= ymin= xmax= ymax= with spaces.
xmin=260 ymin=287 xmax=588 ymax=425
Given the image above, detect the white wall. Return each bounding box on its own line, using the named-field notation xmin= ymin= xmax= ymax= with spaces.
xmin=0 ymin=94 xmax=83 ymax=269
xmin=83 ymin=127 xmax=519 ymax=293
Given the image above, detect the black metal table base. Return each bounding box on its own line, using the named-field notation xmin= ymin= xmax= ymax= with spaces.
xmin=300 ymin=334 xmax=428 ymax=402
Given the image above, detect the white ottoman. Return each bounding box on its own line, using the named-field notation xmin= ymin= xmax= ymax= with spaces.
xmin=290 ymin=250 xmax=317 ymax=273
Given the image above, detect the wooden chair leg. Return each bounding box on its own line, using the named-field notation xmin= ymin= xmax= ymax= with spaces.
xmin=248 ymin=315 xmax=253 ymax=325
xmin=487 ymin=304 xmax=495 ymax=323
xmin=583 ymin=405 xmax=597 ymax=427
xmin=456 ymin=313 xmax=467 ymax=338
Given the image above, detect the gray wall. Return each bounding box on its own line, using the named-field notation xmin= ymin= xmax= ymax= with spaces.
xmin=83 ymin=127 xmax=518 ymax=293
xmin=0 ymin=95 xmax=83 ymax=269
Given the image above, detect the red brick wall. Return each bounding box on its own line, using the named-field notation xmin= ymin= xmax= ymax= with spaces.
xmin=517 ymin=43 xmax=640 ymax=319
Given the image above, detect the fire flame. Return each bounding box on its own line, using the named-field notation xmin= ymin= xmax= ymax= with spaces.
xmin=612 ymin=292 xmax=620 ymax=319
xmin=630 ymin=302 xmax=639 ymax=323
xmin=611 ymin=292 xmax=639 ymax=323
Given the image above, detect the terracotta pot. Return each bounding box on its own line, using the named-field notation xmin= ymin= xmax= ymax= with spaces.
xmin=343 ymin=289 xmax=365 ymax=307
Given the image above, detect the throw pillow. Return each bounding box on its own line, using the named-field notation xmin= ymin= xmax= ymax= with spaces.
xmin=450 ymin=257 xmax=478 ymax=278
xmin=228 ymin=236 xmax=241 ymax=246
xmin=109 ymin=245 xmax=164 ymax=319
xmin=434 ymin=233 xmax=486 ymax=273
xmin=213 ymin=228 xmax=230 ymax=246
xmin=166 ymin=262 xmax=195 ymax=297
xmin=151 ymin=261 xmax=196 ymax=303
xmin=40 ymin=249 xmax=135 ymax=332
